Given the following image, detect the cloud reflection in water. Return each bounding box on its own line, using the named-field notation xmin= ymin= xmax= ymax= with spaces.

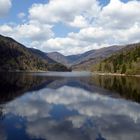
xmin=3 ymin=85 xmax=140 ymax=140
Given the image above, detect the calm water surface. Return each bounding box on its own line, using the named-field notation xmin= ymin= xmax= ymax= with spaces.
xmin=0 ymin=72 xmax=140 ymax=140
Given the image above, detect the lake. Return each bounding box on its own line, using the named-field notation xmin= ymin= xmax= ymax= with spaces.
xmin=0 ymin=72 xmax=140 ymax=140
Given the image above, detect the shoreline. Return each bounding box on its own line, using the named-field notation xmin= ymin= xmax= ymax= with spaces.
xmin=0 ymin=71 xmax=140 ymax=77
xmin=92 ymin=72 xmax=140 ymax=77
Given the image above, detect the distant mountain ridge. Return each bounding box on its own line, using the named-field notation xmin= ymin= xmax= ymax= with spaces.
xmin=0 ymin=35 xmax=70 ymax=71
xmin=47 ymin=44 xmax=135 ymax=70
xmin=47 ymin=52 xmax=70 ymax=66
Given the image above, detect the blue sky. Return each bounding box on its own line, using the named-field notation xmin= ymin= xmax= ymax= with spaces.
xmin=0 ymin=0 xmax=140 ymax=55
xmin=0 ymin=0 xmax=48 ymax=24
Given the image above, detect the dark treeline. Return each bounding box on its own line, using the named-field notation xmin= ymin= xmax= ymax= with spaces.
xmin=90 ymin=75 xmax=140 ymax=103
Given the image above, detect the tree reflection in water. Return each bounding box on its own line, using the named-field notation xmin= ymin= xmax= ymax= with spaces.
xmin=90 ymin=75 xmax=140 ymax=103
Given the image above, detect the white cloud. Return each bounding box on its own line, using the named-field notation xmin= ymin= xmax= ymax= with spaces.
xmin=40 ymin=37 xmax=96 ymax=55
xmin=29 ymin=0 xmax=99 ymax=25
xmin=0 ymin=0 xmax=12 ymax=17
xmin=18 ymin=12 xmax=26 ymax=19
xmin=98 ymin=0 xmax=140 ymax=29
xmin=1 ymin=0 xmax=140 ymax=54
xmin=28 ymin=0 xmax=140 ymax=54
xmin=39 ymin=26 xmax=113 ymax=55
xmin=0 ymin=23 xmax=54 ymax=47
xmin=69 ymin=16 xmax=89 ymax=28
xmin=16 ymin=23 xmax=54 ymax=41
xmin=0 ymin=24 xmax=13 ymax=34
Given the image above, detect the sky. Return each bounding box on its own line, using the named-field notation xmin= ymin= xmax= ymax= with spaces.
xmin=0 ymin=0 xmax=140 ymax=55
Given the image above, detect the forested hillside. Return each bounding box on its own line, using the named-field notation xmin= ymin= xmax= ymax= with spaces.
xmin=0 ymin=35 xmax=70 ymax=71
xmin=92 ymin=44 xmax=140 ymax=75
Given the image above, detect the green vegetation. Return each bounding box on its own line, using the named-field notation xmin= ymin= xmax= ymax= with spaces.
xmin=92 ymin=44 xmax=140 ymax=75
xmin=89 ymin=75 xmax=140 ymax=103
xmin=0 ymin=35 xmax=70 ymax=71
xmin=0 ymin=35 xmax=48 ymax=71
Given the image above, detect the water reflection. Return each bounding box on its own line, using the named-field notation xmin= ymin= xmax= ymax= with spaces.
xmin=0 ymin=72 xmax=61 ymax=104
xmin=0 ymin=72 xmax=140 ymax=140
xmin=90 ymin=75 xmax=140 ymax=102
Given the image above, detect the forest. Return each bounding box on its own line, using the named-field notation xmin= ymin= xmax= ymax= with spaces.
xmin=92 ymin=44 xmax=140 ymax=75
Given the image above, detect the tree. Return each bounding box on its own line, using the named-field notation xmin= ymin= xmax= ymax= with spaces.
xmin=121 ymin=64 xmax=126 ymax=74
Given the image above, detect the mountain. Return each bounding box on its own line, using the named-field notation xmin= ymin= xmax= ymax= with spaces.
xmin=29 ymin=48 xmax=71 ymax=71
xmin=47 ymin=45 xmax=129 ymax=70
xmin=92 ymin=43 xmax=140 ymax=75
xmin=29 ymin=48 xmax=56 ymax=63
xmin=47 ymin=52 xmax=70 ymax=66
xmin=71 ymin=45 xmax=129 ymax=70
xmin=0 ymin=35 xmax=70 ymax=71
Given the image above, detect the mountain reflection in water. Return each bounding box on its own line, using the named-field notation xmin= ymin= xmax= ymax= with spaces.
xmin=0 ymin=72 xmax=140 ymax=140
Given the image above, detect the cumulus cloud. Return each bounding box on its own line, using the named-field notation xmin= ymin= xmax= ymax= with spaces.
xmin=41 ymin=37 xmax=90 ymax=54
xmin=42 ymin=0 xmax=140 ymax=54
xmin=16 ymin=23 xmax=54 ymax=41
xmin=69 ymin=16 xmax=89 ymax=28
xmin=29 ymin=0 xmax=99 ymax=25
xmin=0 ymin=24 xmax=13 ymax=34
xmin=0 ymin=0 xmax=12 ymax=17
xmin=98 ymin=0 xmax=140 ymax=29
xmin=0 ymin=23 xmax=54 ymax=47
xmin=29 ymin=0 xmax=140 ymax=54
xmin=1 ymin=0 xmax=140 ymax=54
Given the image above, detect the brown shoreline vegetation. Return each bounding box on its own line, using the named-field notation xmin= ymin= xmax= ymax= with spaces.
xmin=92 ymin=72 xmax=140 ymax=77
